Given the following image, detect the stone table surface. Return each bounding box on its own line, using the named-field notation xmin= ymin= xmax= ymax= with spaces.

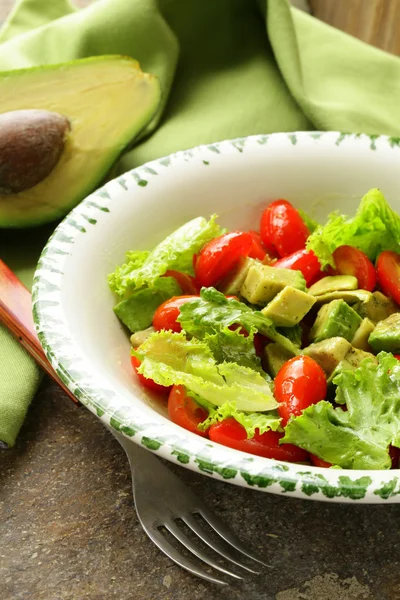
xmin=2 ymin=1 xmax=400 ymax=599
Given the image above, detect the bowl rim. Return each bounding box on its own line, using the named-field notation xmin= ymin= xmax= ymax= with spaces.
xmin=33 ymin=130 xmax=400 ymax=504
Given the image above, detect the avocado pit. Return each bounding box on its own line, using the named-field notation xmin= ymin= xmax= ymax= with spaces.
xmin=0 ymin=109 xmax=70 ymax=195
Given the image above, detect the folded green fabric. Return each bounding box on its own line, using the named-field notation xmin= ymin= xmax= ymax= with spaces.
xmin=2 ymin=0 xmax=400 ymax=446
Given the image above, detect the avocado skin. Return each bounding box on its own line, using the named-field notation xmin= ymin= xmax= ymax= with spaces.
xmin=369 ymin=313 xmax=400 ymax=352
xmin=310 ymin=299 xmax=362 ymax=344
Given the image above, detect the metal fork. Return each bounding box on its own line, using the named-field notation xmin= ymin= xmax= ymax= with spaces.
xmin=108 ymin=427 xmax=269 ymax=586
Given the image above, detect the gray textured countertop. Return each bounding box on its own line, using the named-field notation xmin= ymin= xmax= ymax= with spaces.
xmin=2 ymin=381 xmax=400 ymax=600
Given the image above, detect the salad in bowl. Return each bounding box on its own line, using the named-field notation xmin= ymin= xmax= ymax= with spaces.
xmin=109 ymin=187 xmax=400 ymax=472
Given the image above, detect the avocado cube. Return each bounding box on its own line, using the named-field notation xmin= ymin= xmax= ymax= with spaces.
xmin=328 ymin=348 xmax=376 ymax=387
xmin=264 ymin=343 xmax=293 ymax=378
xmin=219 ymin=257 xmax=257 ymax=295
xmin=261 ymin=286 xmax=316 ymax=326
xmin=368 ymin=313 xmax=400 ymax=352
xmin=303 ymin=337 xmax=352 ymax=377
xmin=309 ymin=299 xmax=362 ymax=344
xmin=308 ymin=275 xmax=358 ymax=296
xmin=354 ymin=291 xmax=398 ymax=324
xmin=130 ymin=326 xmax=155 ymax=347
xmin=351 ymin=318 xmax=375 ymax=352
xmin=314 ymin=289 xmax=371 ymax=306
xmin=240 ymin=264 xmax=306 ymax=305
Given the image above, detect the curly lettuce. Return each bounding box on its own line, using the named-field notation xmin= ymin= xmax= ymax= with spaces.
xmin=306 ymin=188 xmax=400 ymax=268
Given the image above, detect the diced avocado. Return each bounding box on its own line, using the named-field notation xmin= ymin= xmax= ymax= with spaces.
xmin=130 ymin=326 xmax=155 ymax=347
xmin=354 ymin=291 xmax=398 ymax=324
xmin=240 ymin=264 xmax=306 ymax=305
xmin=309 ymin=300 xmax=362 ymax=343
xmin=261 ymin=286 xmax=315 ymax=326
xmin=114 ymin=277 xmax=181 ymax=333
xmin=303 ymin=337 xmax=352 ymax=377
xmin=328 ymin=348 xmax=376 ymax=387
xmin=308 ymin=275 xmax=358 ymax=296
xmin=278 ymin=324 xmax=303 ymax=348
xmin=351 ymin=318 xmax=375 ymax=351
xmin=218 ymin=257 xmax=258 ymax=295
xmin=0 ymin=56 xmax=161 ymax=227
xmin=313 ymin=289 xmax=371 ymax=306
xmin=264 ymin=343 xmax=293 ymax=378
xmin=369 ymin=313 xmax=400 ymax=352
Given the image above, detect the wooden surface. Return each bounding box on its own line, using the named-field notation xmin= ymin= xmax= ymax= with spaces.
xmin=310 ymin=0 xmax=400 ymax=56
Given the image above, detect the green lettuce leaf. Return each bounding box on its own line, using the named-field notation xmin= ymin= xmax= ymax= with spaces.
xmin=108 ymin=215 xmax=222 ymax=296
xmin=298 ymin=209 xmax=319 ymax=233
xmin=282 ymin=352 xmax=400 ymax=469
xmin=277 ymin=324 xmax=303 ymax=348
xmin=134 ymin=330 xmax=277 ymax=412
xmin=108 ymin=250 xmax=149 ymax=295
xmin=197 ymin=400 xmax=281 ymax=437
xmin=306 ymin=188 xmax=400 ymax=268
xmin=113 ymin=277 xmax=181 ymax=333
xmin=178 ymin=287 xmax=299 ymax=355
xmin=204 ymin=328 xmax=263 ymax=372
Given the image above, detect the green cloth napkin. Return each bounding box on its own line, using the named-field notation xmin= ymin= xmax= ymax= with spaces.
xmin=2 ymin=0 xmax=400 ymax=447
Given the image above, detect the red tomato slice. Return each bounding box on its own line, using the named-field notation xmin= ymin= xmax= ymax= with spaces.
xmin=273 ymin=249 xmax=321 ymax=286
xmin=389 ymin=445 xmax=400 ymax=469
xmin=209 ymin=417 xmax=307 ymax=462
xmin=168 ymin=385 xmax=209 ymax=437
xmin=309 ymin=454 xmax=332 ymax=468
xmin=131 ymin=355 xmax=171 ymax=394
xmin=274 ymin=356 xmax=327 ymax=426
xmin=332 ymin=245 xmax=376 ymax=291
xmin=153 ymin=295 xmax=198 ymax=333
xmin=163 ymin=270 xmax=200 ymax=294
xmin=195 ymin=231 xmax=252 ymax=287
xmin=376 ymin=250 xmax=400 ymax=304
xmin=260 ymin=199 xmax=310 ymax=258
xmin=248 ymin=230 xmax=267 ymax=261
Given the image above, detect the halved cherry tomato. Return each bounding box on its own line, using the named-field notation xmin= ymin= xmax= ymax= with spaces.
xmin=163 ymin=270 xmax=200 ymax=294
xmin=130 ymin=355 xmax=171 ymax=394
xmin=168 ymin=385 xmax=209 ymax=437
xmin=393 ymin=355 xmax=400 ymax=361
xmin=273 ymin=249 xmax=321 ymax=286
xmin=389 ymin=445 xmax=400 ymax=469
xmin=195 ymin=231 xmax=252 ymax=287
xmin=248 ymin=230 xmax=266 ymax=261
xmin=260 ymin=199 xmax=310 ymax=258
xmin=332 ymin=245 xmax=376 ymax=291
xmin=275 ymin=356 xmax=327 ymax=426
xmin=209 ymin=417 xmax=308 ymax=462
xmin=153 ymin=295 xmax=198 ymax=333
xmin=309 ymin=454 xmax=332 ymax=468
xmin=376 ymin=250 xmax=400 ymax=304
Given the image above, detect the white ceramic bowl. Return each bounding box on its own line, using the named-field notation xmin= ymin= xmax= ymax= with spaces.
xmin=33 ymin=131 xmax=400 ymax=503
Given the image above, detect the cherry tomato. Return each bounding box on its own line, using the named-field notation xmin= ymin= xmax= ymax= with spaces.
xmin=389 ymin=445 xmax=400 ymax=469
xmin=195 ymin=231 xmax=252 ymax=287
xmin=153 ymin=295 xmax=198 ymax=333
xmin=209 ymin=417 xmax=307 ymax=462
xmin=332 ymin=245 xmax=376 ymax=291
xmin=273 ymin=249 xmax=321 ymax=287
xmin=254 ymin=333 xmax=268 ymax=358
xmin=260 ymin=199 xmax=310 ymax=257
xmin=376 ymin=251 xmax=400 ymax=304
xmin=163 ymin=270 xmax=200 ymax=294
xmin=248 ymin=230 xmax=267 ymax=260
xmin=130 ymin=355 xmax=171 ymax=394
xmin=168 ymin=385 xmax=209 ymax=437
xmin=309 ymin=454 xmax=332 ymax=468
xmin=275 ymin=356 xmax=327 ymax=426
xmin=393 ymin=355 xmax=400 ymax=361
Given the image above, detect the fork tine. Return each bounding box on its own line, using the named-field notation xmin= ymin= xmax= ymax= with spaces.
xmin=182 ymin=514 xmax=259 ymax=574
xmin=197 ymin=508 xmax=271 ymax=568
xmin=140 ymin=522 xmax=228 ymax=586
xmin=164 ymin=520 xmax=243 ymax=580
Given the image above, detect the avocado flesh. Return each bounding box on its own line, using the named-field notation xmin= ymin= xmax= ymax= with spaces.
xmin=368 ymin=313 xmax=400 ymax=352
xmin=0 ymin=56 xmax=161 ymax=227
xmin=309 ymin=299 xmax=362 ymax=343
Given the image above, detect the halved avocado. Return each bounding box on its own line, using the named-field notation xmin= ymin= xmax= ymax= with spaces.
xmin=0 ymin=56 xmax=160 ymax=227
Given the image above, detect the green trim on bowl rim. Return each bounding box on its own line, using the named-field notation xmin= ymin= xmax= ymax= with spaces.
xmin=32 ymin=131 xmax=400 ymax=503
